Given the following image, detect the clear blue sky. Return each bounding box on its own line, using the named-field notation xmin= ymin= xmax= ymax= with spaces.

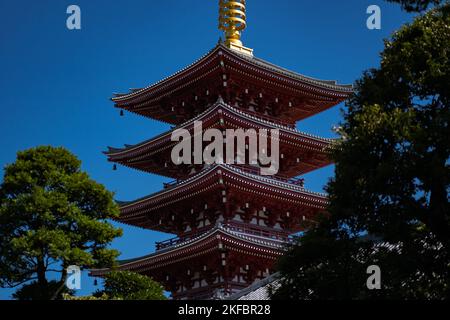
xmin=0 ymin=0 xmax=416 ymax=299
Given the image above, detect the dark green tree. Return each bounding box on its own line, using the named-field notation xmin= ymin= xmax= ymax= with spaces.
xmin=12 ymin=280 xmax=74 ymax=301
xmin=0 ymin=146 xmax=123 ymax=300
xmin=273 ymin=4 xmax=450 ymax=299
xmin=387 ymin=0 xmax=444 ymax=12
xmin=96 ymin=271 xmax=167 ymax=300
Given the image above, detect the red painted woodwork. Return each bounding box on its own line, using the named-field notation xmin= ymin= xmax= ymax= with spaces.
xmin=91 ymin=44 xmax=352 ymax=300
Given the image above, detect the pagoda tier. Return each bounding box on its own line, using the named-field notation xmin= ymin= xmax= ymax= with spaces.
xmin=106 ymin=101 xmax=334 ymax=179
xmin=91 ymin=225 xmax=286 ymax=299
xmin=115 ymin=164 xmax=327 ymax=237
xmin=112 ymin=44 xmax=352 ymax=126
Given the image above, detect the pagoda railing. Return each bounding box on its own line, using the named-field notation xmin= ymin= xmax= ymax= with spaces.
xmin=161 ymin=167 xmax=304 ymax=191
xmin=239 ymin=109 xmax=296 ymax=129
xmin=155 ymin=228 xmax=217 ymax=251
xmin=155 ymin=235 xmax=193 ymax=251
xmin=236 ymin=166 xmax=305 ymax=187
xmin=224 ymin=223 xmax=294 ymax=242
xmin=155 ymin=223 xmax=294 ymax=251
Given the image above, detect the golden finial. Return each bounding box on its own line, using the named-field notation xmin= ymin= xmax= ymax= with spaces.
xmin=219 ymin=0 xmax=253 ymax=56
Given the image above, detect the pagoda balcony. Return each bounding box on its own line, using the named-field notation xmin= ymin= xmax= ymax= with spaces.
xmin=155 ymin=235 xmax=193 ymax=251
xmin=239 ymin=109 xmax=296 ymax=129
xmin=224 ymin=222 xmax=295 ymax=242
xmin=235 ymin=166 xmax=305 ymax=187
xmin=155 ymin=223 xmax=295 ymax=251
xmin=161 ymin=165 xmax=305 ymax=191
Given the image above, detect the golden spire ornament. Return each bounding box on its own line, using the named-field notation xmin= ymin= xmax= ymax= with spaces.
xmin=219 ymin=0 xmax=253 ymax=56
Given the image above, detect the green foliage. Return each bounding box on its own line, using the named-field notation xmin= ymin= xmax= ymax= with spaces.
xmin=12 ymin=280 xmax=73 ymax=301
xmin=63 ymin=293 xmax=110 ymax=300
xmin=0 ymin=146 xmax=123 ymax=299
xmin=96 ymin=271 xmax=167 ymax=300
xmin=387 ymin=0 xmax=444 ymax=12
xmin=273 ymin=5 xmax=450 ymax=299
xmin=271 ymin=226 xmax=373 ymax=300
xmin=62 ymin=271 xmax=167 ymax=300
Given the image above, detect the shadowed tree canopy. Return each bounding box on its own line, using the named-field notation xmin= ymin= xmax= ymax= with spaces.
xmin=387 ymin=0 xmax=444 ymax=12
xmin=12 ymin=280 xmax=74 ymax=300
xmin=63 ymin=271 xmax=167 ymax=300
xmin=272 ymin=4 xmax=450 ymax=299
xmin=0 ymin=146 xmax=123 ymax=300
xmin=96 ymin=271 xmax=167 ymax=300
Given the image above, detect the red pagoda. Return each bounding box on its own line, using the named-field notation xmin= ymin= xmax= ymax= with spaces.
xmin=92 ymin=0 xmax=352 ymax=300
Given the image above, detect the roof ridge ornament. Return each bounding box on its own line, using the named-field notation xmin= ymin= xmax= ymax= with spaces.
xmin=216 ymin=95 xmax=225 ymax=104
xmin=219 ymin=0 xmax=254 ymax=56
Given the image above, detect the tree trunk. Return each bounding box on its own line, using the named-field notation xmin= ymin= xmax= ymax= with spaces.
xmin=428 ymin=155 xmax=450 ymax=245
xmin=36 ymin=256 xmax=48 ymax=300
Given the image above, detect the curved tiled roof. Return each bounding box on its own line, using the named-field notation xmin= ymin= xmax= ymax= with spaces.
xmin=117 ymin=163 xmax=328 ymax=211
xmin=105 ymin=100 xmax=335 ymax=157
xmin=227 ymin=272 xmax=281 ymax=300
xmin=229 ymin=46 xmax=353 ymax=92
xmin=90 ymin=224 xmax=286 ymax=276
xmin=111 ymin=43 xmax=353 ymax=103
